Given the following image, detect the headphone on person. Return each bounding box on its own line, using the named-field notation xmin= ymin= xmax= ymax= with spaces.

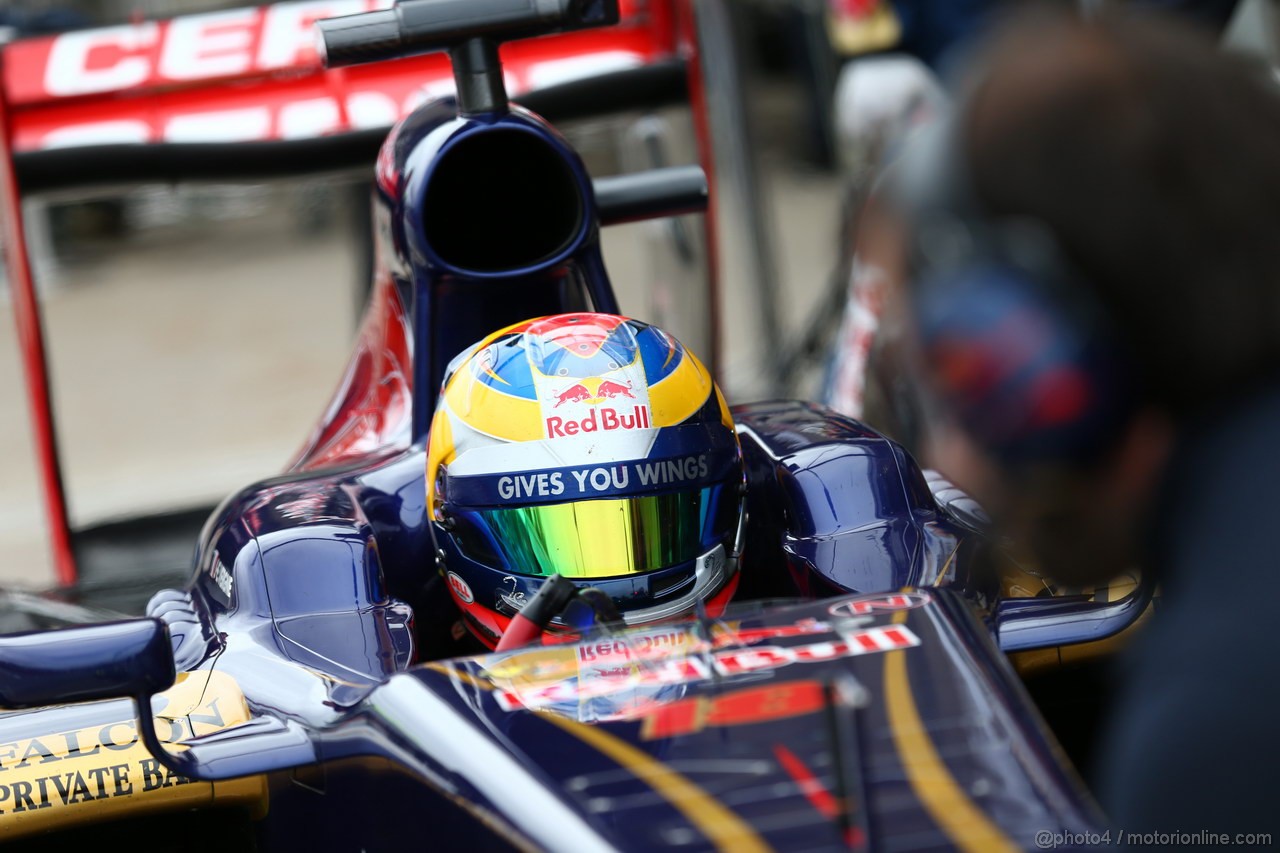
xmin=890 ymin=111 xmax=1136 ymax=465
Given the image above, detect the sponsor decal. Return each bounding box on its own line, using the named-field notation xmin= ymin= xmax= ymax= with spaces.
xmin=487 ymin=619 xmax=836 ymax=688
xmin=446 ymin=571 xmax=474 ymax=604
xmin=576 ymin=618 xmax=833 ymax=668
xmin=10 ymin=1 xmax=391 ymax=104
xmin=709 ymin=618 xmax=834 ymax=647
xmin=828 ymin=591 xmax=931 ymax=618
xmin=493 ymin=624 xmax=920 ymax=712
xmin=0 ymin=671 xmax=265 ymax=839
xmin=536 ymin=365 xmax=653 ymax=440
xmin=210 ymin=552 xmax=233 ymax=600
xmin=10 ymin=0 xmax=646 ymax=100
xmin=640 ymin=680 xmax=833 ymax=740
xmin=450 ymin=450 xmax=737 ymax=508
xmin=0 ymin=757 xmax=193 ymax=816
xmin=576 ymin=627 xmax=696 ymax=675
xmin=552 ymin=378 xmax=634 ymax=407
xmin=545 ymin=403 xmax=650 ymax=437
xmin=4 ymin=1 xmax=649 ymax=151
xmin=495 ymin=454 xmax=708 ymax=501
xmin=497 ymin=471 xmax=564 ymax=500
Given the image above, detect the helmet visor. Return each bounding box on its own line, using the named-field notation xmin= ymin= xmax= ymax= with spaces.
xmin=451 ymin=484 xmax=737 ymax=578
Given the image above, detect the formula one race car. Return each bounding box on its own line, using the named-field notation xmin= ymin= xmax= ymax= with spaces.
xmin=0 ymin=1 xmax=1153 ymax=849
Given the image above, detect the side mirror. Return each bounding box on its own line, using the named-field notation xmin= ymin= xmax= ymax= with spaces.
xmin=0 ymin=618 xmax=315 ymax=781
xmin=994 ymin=571 xmax=1155 ymax=653
xmin=0 ymin=618 xmax=175 ymax=708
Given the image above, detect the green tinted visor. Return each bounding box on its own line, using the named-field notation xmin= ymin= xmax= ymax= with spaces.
xmin=450 ymin=484 xmax=738 ymax=578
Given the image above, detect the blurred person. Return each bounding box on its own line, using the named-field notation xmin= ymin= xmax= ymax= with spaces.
xmin=898 ymin=7 xmax=1280 ymax=838
xmin=888 ymin=0 xmax=1239 ymax=70
xmin=0 ymin=6 xmax=87 ymax=37
xmin=825 ymin=0 xmax=1244 ymax=421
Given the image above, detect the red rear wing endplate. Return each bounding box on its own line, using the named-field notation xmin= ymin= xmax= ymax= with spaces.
xmin=0 ymin=66 xmax=76 ymax=585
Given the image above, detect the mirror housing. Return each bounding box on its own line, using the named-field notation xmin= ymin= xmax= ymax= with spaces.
xmin=0 ymin=617 xmax=174 ymax=708
xmin=994 ymin=571 xmax=1155 ymax=653
xmin=0 ymin=617 xmax=318 ymax=780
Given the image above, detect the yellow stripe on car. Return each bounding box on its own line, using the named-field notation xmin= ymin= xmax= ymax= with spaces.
xmin=882 ymin=609 xmax=1018 ymax=853
xmin=540 ymin=712 xmax=773 ymax=853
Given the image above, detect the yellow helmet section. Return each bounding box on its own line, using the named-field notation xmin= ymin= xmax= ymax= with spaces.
xmin=441 ymin=361 xmax=546 ymax=442
xmin=648 ymin=348 xmax=721 ymax=429
xmin=425 ymin=313 xmax=733 ymax=520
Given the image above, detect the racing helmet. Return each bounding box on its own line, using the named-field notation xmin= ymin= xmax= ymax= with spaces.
xmin=426 ymin=313 xmax=746 ymax=647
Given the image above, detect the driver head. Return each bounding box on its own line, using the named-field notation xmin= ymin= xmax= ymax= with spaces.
xmin=426 ymin=313 xmax=745 ymax=647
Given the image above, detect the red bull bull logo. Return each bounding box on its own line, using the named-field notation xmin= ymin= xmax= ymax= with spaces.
xmin=597 ymin=379 xmax=635 ymax=400
xmin=553 ymin=383 xmax=592 ymax=407
xmin=551 ymin=378 xmax=636 ymax=407
xmin=544 ymin=376 xmax=649 ymax=437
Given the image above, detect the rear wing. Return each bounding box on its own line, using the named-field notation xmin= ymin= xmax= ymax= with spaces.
xmin=4 ymin=0 xmax=683 ymax=190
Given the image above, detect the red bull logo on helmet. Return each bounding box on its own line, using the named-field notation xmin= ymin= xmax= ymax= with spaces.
xmin=596 ymin=379 xmax=636 ymax=400
xmin=542 ymin=375 xmax=650 ymax=438
xmin=546 ymin=404 xmax=651 ymax=437
xmin=551 ymin=377 xmax=637 ymax=407
xmin=553 ymin=383 xmax=593 ymax=407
